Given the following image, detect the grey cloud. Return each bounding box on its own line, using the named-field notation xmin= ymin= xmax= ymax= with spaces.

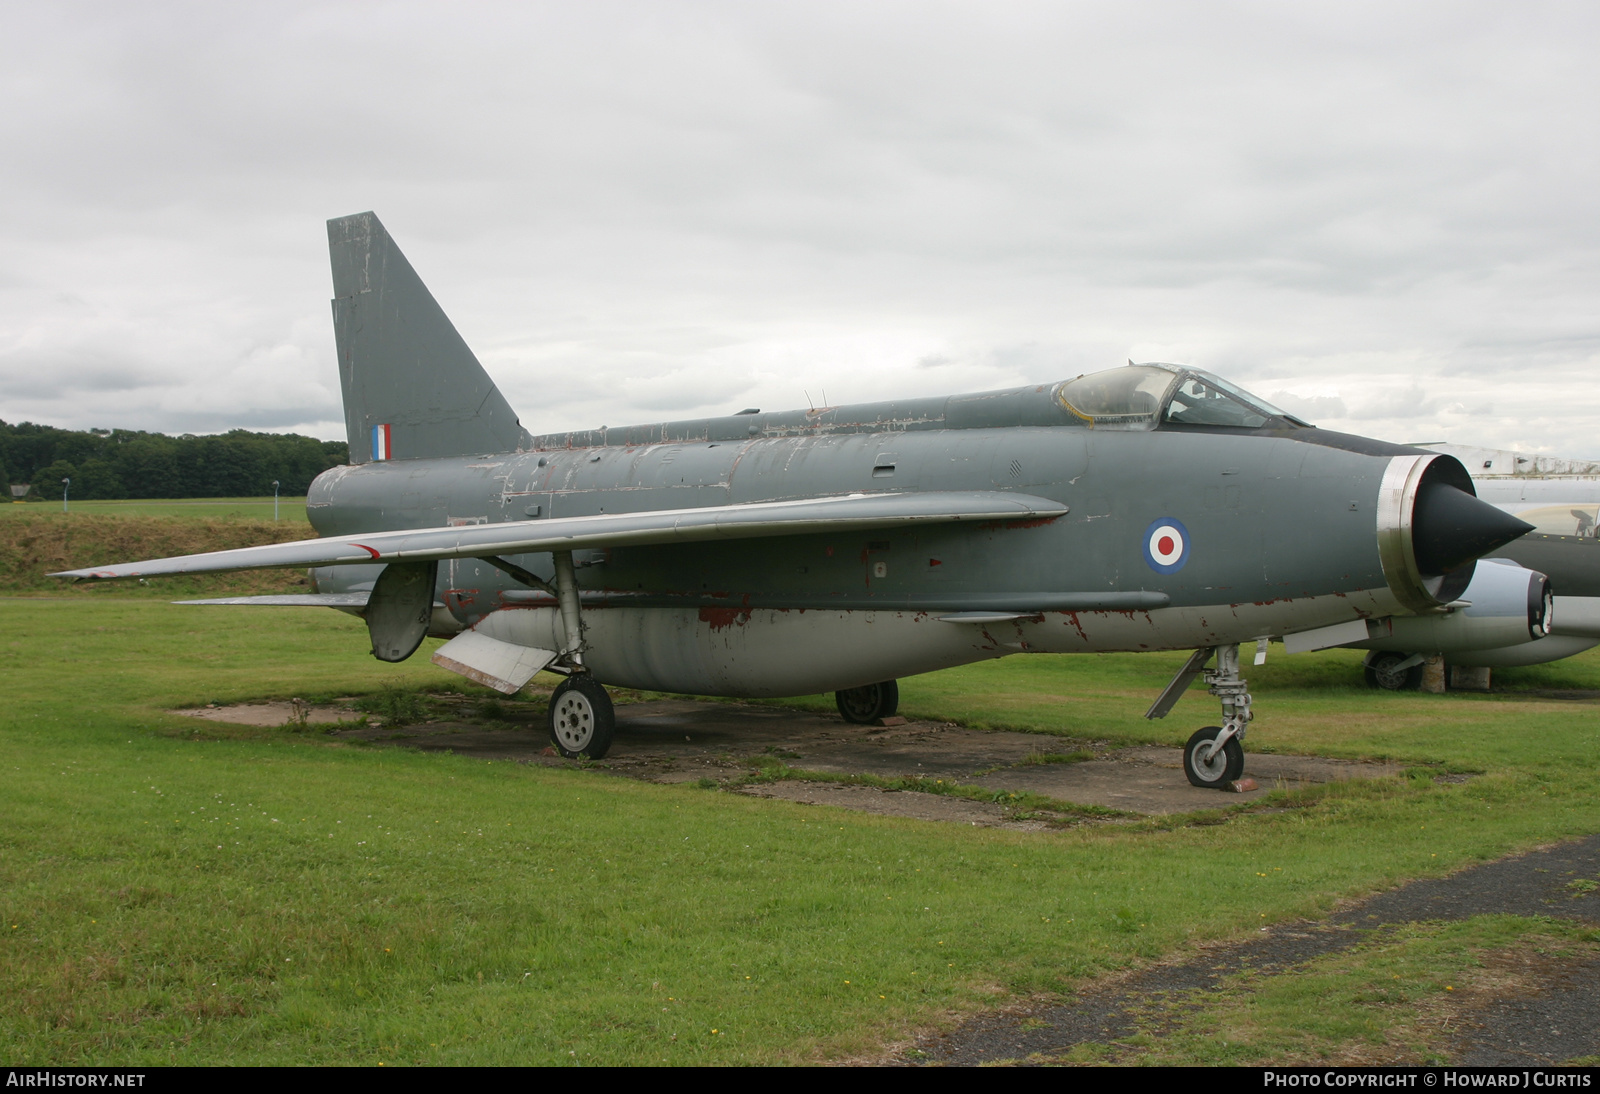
xmin=0 ymin=0 xmax=1596 ymax=458
xmin=1267 ymin=393 xmax=1348 ymax=421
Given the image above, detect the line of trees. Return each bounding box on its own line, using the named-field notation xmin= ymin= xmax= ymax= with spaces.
xmin=0 ymin=421 xmax=349 ymax=500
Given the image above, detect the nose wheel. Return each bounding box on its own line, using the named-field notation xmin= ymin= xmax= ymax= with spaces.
xmin=1184 ymin=726 xmax=1245 ymax=787
xmin=548 ymin=674 xmax=615 ymax=759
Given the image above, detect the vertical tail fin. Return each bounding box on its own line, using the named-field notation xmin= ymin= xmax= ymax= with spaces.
xmin=328 ymin=212 xmax=532 ymax=464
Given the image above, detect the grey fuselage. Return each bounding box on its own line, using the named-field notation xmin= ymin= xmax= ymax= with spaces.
xmin=306 ymin=382 xmax=1438 ymax=698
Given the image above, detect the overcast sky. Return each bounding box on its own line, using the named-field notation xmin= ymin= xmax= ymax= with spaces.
xmin=2 ymin=1 xmax=1596 ymax=457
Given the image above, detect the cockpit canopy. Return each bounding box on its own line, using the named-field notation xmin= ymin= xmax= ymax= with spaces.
xmin=1055 ymin=363 xmax=1301 ymax=431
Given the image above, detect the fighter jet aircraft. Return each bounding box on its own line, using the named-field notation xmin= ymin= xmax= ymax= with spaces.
xmin=1341 ymin=443 xmax=1600 ymax=688
xmin=54 ymin=212 xmax=1540 ymax=790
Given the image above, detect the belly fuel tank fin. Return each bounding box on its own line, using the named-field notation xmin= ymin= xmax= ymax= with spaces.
xmin=431 ymin=631 xmax=557 ymax=695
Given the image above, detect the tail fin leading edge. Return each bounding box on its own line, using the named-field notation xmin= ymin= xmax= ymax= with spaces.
xmin=328 ymin=211 xmax=532 ymax=464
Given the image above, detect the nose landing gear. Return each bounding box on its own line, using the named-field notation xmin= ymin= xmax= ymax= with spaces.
xmin=1146 ymin=643 xmax=1255 ymax=789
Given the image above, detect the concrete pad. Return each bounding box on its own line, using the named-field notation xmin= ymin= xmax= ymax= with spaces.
xmin=180 ymin=695 xmax=1407 ymax=821
xmin=177 ymin=701 xmax=361 ymax=727
xmin=969 ymin=746 xmax=1406 ymax=816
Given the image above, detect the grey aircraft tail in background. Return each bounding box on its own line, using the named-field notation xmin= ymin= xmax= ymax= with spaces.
xmin=55 ymin=212 xmax=1539 ymax=789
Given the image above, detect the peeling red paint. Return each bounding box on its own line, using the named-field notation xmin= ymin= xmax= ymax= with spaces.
xmin=1063 ymin=611 xmax=1090 ymax=641
xmin=699 ymin=606 xmax=752 ymax=630
xmin=443 ymin=589 xmax=478 ymax=612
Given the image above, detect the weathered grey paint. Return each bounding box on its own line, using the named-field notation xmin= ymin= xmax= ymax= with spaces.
xmin=307 ymin=424 xmax=1400 ymax=616
xmin=329 ymin=212 xmax=532 ymax=464
xmin=54 ymin=211 xmax=1539 ymax=703
xmin=363 ymin=561 xmax=436 ymax=662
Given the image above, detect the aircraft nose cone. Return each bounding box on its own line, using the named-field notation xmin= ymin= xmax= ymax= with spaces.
xmin=1412 ymin=483 xmax=1535 ymax=575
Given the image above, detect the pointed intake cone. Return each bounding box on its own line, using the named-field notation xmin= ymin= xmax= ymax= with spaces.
xmin=1412 ymin=484 xmax=1535 ymax=575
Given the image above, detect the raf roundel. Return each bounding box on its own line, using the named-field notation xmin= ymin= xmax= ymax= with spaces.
xmin=1143 ymin=517 xmax=1190 ymax=574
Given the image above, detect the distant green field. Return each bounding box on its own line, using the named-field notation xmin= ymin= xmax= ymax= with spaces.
xmin=2 ymin=599 xmax=1597 ymax=1065
xmin=4 ymin=496 xmax=309 ymax=522
xmin=0 ymin=508 xmax=315 ymax=598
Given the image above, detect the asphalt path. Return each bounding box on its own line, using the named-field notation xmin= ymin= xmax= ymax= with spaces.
xmin=918 ymin=834 xmax=1600 ymax=1066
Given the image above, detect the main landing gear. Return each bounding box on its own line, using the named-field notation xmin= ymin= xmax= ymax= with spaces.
xmin=542 ymin=549 xmax=619 ymax=759
xmin=1145 ymin=644 xmax=1254 ymax=790
xmin=483 ymin=549 xmax=620 ymax=760
xmin=836 ymin=680 xmax=900 ymax=724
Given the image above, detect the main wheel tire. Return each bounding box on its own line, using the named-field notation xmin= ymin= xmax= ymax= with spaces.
xmin=1364 ymin=652 xmax=1422 ymax=691
xmin=835 ymin=680 xmax=900 ymax=724
xmin=1183 ymin=726 xmax=1245 ymax=789
xmin=548 ymin=675 xmax=616 ymax=759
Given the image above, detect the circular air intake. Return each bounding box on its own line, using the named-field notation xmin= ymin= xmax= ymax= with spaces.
xmin=1376 ymin=453 xmax=1535 ymax=614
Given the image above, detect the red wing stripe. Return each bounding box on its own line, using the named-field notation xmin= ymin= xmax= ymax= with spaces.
xmin=351 ymin=544 xmax=381 ymax=559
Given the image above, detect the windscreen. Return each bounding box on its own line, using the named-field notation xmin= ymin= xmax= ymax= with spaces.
xmin=1163 ymin=370 xmax=1286 ymax=429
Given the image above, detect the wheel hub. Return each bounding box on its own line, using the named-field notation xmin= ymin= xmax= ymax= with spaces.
xmin=1191 ymin=742 xmax=1230 ymax=781
xmin=552 ymin=693 xmax=594 ymax=751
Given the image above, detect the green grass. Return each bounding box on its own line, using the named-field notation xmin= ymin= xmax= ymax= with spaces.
xmin=2 ymin=600 xmax=1599 ymax=1064
xmin=3 ymin=497 xmax=309 ymax=522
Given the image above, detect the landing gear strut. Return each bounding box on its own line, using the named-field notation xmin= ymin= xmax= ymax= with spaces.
xmin=1145 ymin=644 xmax=1255 ymax=789
xmin=483 ymin=550 xmax=617 ymax=759
xmin=836 ymin=680 xmax=900 ymax=724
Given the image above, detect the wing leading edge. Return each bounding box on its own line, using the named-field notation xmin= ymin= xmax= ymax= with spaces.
xmin=52 ymin=491 xmax=1068 ymax=581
